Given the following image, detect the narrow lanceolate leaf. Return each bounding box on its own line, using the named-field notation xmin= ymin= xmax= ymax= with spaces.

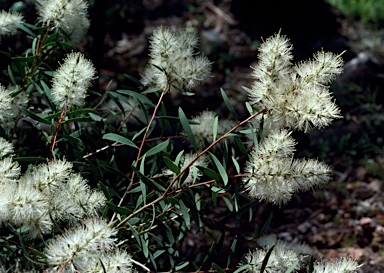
xmin=107 ymin=202 xmax=132 ymax=215
xmin=179 ymin=200 xmax=190 ymax=230
xmin=132 ymin=166 xmax=165 ymax=192
xmin=144 ymin=139 xmax=169 ymax=157
xmin=260 ymin=245 xmax=275 ymax=273
xmin=221 ymin=88 xmax=238 ymax=119
xmin=210 ymin=153 xmax=228 ymax=185
xmin=213 ymin=116 xmax=219 ymax=141
xmin=178 ymin=107 xmax=197 ymax=150
xmin=102 ymin=133 xmax=138 ymax=149
xmin=197 ymin=166 xmax=221 ymax=182
xmin=21 ymin=108 xmax=52 ymax=125
xmin=164 ymin=157 xmax=180 ymax=174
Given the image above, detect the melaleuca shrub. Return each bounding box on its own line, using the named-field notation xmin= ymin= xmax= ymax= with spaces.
xmin=0 ymin=3 xmax=362 ymax=273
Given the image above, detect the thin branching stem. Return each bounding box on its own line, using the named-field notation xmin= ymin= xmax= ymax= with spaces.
xmin=110 ymin=86 xmax=168 ymax=224
xmin=49 ymin=105 xmax=67 ymax=159
xmin=115 ymin=108 xmax=266 ymax=229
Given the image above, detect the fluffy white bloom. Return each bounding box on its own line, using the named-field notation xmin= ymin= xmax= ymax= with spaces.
xmin=51 ymin=173 xmax=106 ymax=222
xmin=249 ymin=33 xmax=343 ymax=133
xmin=36 ymin=0 xmax=90 ymax=45
xmin=141 ymin=26 xmax=212 ymax=92
xmin=0 ymin=183 xmax=14 ymax=224
xmin=2 ymin=86 xmax=28 ymax=131
xmin=10 ymin=184 xmax=52 ymax=238
xmin=313 ymin=257 xmax=361 ymax=273
xmin=51 ymin=52 xmax=96 ymax=109
xmin=240 ymin=235 xmax=312 ymax=273
xmin=0 ymin=11 xmax=24 ymax=41
xmin=0 ymin=138 xmax=14 ymax=158
xmin=0 ymin=157 xmax=21 ymax=184
xmin=20 ymin=159 xmax=73 ymax=193
xmin=44 ymin=217 xmax=117 ymax=271
xmin=0 ymin=84 xmax=14 ymax=124
xmin=163 ymin=152 xmax=208 ymax=187
xmin=190 ymin=110 xmax=237 ymax=151
xmin=75 ymin=249 xmax=133 ymax=273
xmin=243 ymin=129 xmax=331 ymax=206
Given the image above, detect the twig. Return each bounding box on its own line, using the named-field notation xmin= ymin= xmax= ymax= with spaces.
xmin=110 ymin=87 xmax=167 ymax=224
xmin=115 ymin=108 xmax=267 ymax=229
xmin=49 ymin=105 xmax=68 ymax=159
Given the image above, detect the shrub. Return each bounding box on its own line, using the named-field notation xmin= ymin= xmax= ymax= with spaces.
xmin=0 ymin=2 xmax=361 ymax=272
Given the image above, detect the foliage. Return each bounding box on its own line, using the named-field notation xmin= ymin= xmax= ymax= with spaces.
xmin=327 ymin=0 xmax=384 ymax=25
xmin=0 ymin=2 xmax=361 ymax=273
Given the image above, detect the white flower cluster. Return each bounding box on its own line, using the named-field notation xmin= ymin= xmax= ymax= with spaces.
xmin=190 ymin=110 xmax=237 ymax=151
xmin=312 ymin=257 xmax=362 ymax=273
xmin=0 ymin=85 xmax=28 ymax=132
xmin=241 ymin=234 xmax=312 ymax=273
xmin=36 ymin=0 xmax=90 ymax=45
xmin=0 ymin=10 xmax=24 ymax=41
xmin=241 ymin=235 xmax=360 ymax=273
xmin=249 ymin=33 xmax=343 ymax=133
xmin=163 ymin=152 xmax=209 ymax=187
xmin=242 ymin=33 xmax=344 ymax=205
xmin=243 ymin=129 xmax=331 ymax=206
xmin=141 ymin=26 xmax=212 ymax=92
xmin=0 ymin=84 xmax=14 ymax=124
xmin=0 ymin=139 xmax=106 ymax=238
xmin=45 ymin=218 xmax=133 ymax=273
xmin=51 ymin=52 xmax=96 ymax=109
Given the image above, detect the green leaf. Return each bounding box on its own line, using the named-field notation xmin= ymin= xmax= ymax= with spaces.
xmin=285 ymin=260 xmax=299 ymax=273
xmin=227 ymin=235 xmax=237 ymax=268
xmin=221 ymin=88 xmax=238 ymax=119
xmin=13 ymin=21 xmax=36 ymax=37
xmin=259 ymin=212 xmax=273 ymax=237
xmin=231 ymin=156 xmax=240 ymax=174
xmin=11 ymin=56 xmax=37 ymax=63
xmin=213 ymin=116 xmax=218 ymax=141
xmin=164 ymin=157 xmax=180 ymax=174
xmin=7 ymin=66 xmax=16 ymax=85
xmin=242 ymin=85 xmax=253 ymax=95
xmin=211 ymin=186 xmax=226 ymax=193
xmin=144 ymin=139 xmax=169 ymax=157
xmin=141 ymin=87 xmax=162 ymax=94
xmin=88 ymin=112 xmax=103 ymax=121
xmin=212 ymin=263 xmax=226 ymax=273
xmin=210 ymin=153 xmax=228 ymax=185
xmin=123 ymin=73 xmax=143 ymax=87
xmin=308 ymin=256 xmax=314 ymax=273
xmin=116 ymin=89 xmax=155 ymax=107
xmin=233 ymin=264 xmax=250 ymax=273
xmin=102 ymin=133 xmax=138 ymax=149
xmin=141 ymin=236 xmax=149 ymax=258
xmin=178 ymin=107 xmax=197 ymax=150
xmin=245 ymin=101 xmax=253 ymax=115
xmin=197 ymin=166 xmax=221 ymax=182
xmin=132 ymin=166 xmax=165 ymax=192
xmin=98 ymin=182 xmax=112 ymax=201
xmin=21 ymin=108 xmax=52 ymax=125
xmin=175 ymin=261 xmax=189 ymax=271
xmin=179 ymin=200 xmax=190 ymax=230
xmin=223 ymin=196 xmax=233 ymax=212
xmin=14 ymin=157 xmax=46 ymax=163
xmin=260 ymin=245 xmax=275 ymax=273
xmin=107 ymin=202 xmax=132 ymax=215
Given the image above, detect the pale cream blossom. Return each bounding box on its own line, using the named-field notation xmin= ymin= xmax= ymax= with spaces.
xmin=142 ymin=26 xmax=211 ymax=92
xmin=249 ymin=33 xmax=343 ymax=133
